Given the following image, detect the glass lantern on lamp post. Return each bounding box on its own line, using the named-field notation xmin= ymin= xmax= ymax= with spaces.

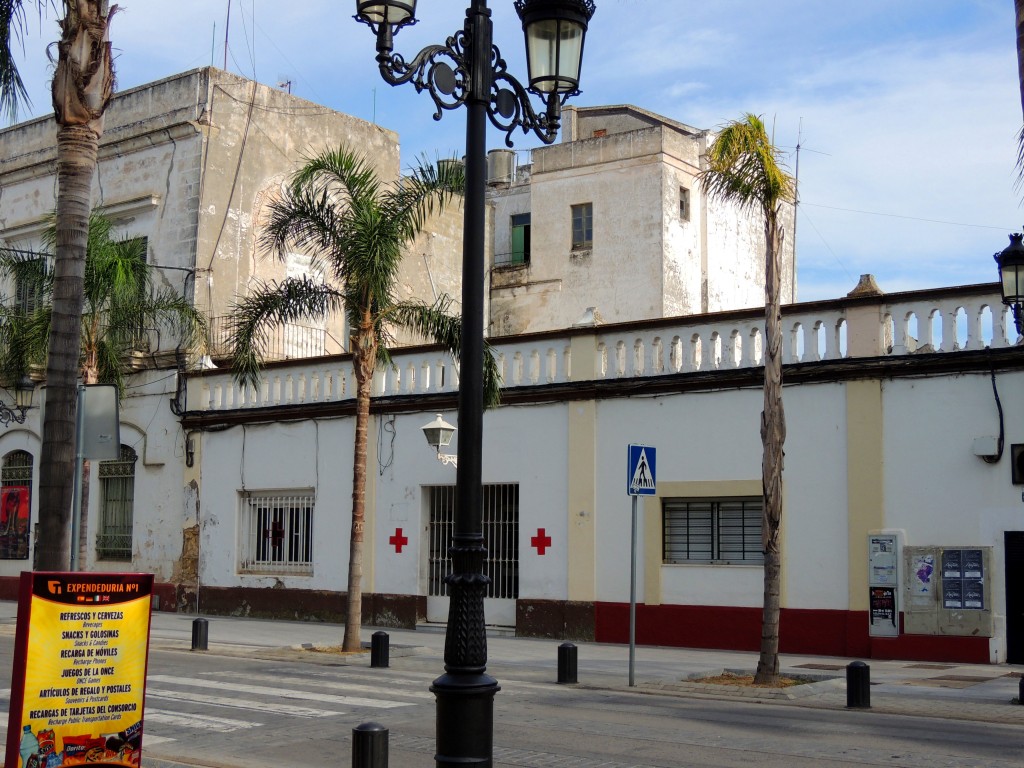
xmin=995 ymin=231 xmax=1024 ymax=337
xmin=355 ymin=2 xmax=595 ymax=765
xmin=0 ymin=375 xmax=35 ymax=428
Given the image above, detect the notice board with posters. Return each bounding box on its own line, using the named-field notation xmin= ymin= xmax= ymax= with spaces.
xmin=5 ymin=572 xmax=153 ymax=768
xmin=867 ymin=533 xmax=900 ymax=637
xmin=903 ymin=546 xmax=993 ymax=638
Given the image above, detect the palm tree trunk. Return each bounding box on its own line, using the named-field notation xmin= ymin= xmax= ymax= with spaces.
xmin=754 ymin=211 xmax=786 ymax=685
xmin=35 ymin=124 xmax=97 ymax=570
xmin=342 ymin=339 xmax=375 ymax=652
xmin=1017 ymin=0 xmax=1024 ymax=120
xmin=35 ymin=0 xmax=114 ymax=571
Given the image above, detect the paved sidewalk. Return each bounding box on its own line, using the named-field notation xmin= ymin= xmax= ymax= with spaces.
xmin=3 ymin=600 xmax=1023 ymax=728
xmin=133 ymin=607 xmax=1024 ymax=725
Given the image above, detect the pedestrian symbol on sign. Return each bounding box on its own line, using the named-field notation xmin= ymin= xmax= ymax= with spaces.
xmin=627 ymin=444 xmax=656 ymax=496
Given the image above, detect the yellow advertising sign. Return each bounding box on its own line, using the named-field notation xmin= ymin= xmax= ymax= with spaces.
xmin=5 ymin=572 xmax=153 ymax=768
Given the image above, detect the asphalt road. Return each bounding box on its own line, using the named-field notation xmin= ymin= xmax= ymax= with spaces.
xmin=2 ymin=633 xmax=1023 ymax=767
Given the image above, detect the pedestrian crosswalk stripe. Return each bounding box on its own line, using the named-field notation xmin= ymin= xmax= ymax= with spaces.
xmin=145 ymin=687 xmax=343 ymax=718
xmin=210 ymin=671 xmax=433 ymax=699
xmin=144 ymin=708 xmax=260 ymax=732
xmin=147 ymin=675 xmax=413 ymax=709
xmin=141 ymin=734 xmax=175 ymax=746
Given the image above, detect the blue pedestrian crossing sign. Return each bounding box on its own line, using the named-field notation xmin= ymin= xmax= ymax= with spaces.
xmin=627 ymin=444 xmax=656 ymax=496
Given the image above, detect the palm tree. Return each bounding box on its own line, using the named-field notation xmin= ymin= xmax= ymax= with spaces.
xmin=230 ymin=146 xmax=499 ymax=653
xmin=1 ymin=0 xmax=119 ymax=570
xmin=1 ymin=211 xmax=206 ymax=563
xmin=698 ymin=114 xmax=794 ymax=685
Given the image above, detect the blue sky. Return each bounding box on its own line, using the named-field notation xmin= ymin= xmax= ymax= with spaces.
xmin=5 ymin=0 xmax=1021 ymax=302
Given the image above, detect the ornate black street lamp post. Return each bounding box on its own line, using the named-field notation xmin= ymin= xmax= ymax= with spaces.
xmin=995 ymin=230 xmax=1024 ymax=336
xmin=355 ymin=2 xmax=594 ymax=765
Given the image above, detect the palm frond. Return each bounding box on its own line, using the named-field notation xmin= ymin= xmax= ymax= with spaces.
xmin=387 ymin=154 xmax=465 ymax=244
xmin=698 ymin=113 xmax=793 ymax=216
xmin=228 ymin=277 xmax=345 ymax=389
xmin=387 ymin=296 xmax=502 ymax=408
xmin=0 ymin=244 xmax=51 ymax=300
xmin=0 ymin=0 xmax=44 ymax=122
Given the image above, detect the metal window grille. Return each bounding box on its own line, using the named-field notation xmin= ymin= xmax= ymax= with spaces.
xmin=1 ymin=450 xmax=33 ymax=486
xmin=239 ymin=491 xmax=314 ymax=575
xmin=663 ymin=498 xmax=763 ymax=564
xmin=571 ymin=203 xmax=593 ymax=249
xmin=97 ymin=445 xmax=137 ymax=561
xmin=427 ymin=484 xmax=519 ymax=600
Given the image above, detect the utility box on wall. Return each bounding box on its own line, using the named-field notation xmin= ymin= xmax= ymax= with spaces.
xmin=868 ymin=533 xmax=900 ymax=637
xmin=903 ymin=546 xmax=993 ymax=637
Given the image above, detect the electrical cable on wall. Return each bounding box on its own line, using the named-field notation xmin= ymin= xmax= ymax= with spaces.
xmin=984 ymin=351 xmax=1005 ymax=465
xmin=379 ymin=414 xmax=396 ymax=476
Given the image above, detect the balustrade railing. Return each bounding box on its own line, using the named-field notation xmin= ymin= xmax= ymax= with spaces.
xmin=188 ymin=286 xmax=1018 ymax=412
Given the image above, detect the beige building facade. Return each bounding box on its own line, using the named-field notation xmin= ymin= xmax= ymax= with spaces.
xmin=486 ymin=105 xmax=797 ymax=337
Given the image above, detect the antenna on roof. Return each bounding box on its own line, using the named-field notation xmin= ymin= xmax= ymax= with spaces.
xmin=276 ymin=76 xmax=293 ymax=94
xmin=223 ymin=0 xmax=231 ymax=71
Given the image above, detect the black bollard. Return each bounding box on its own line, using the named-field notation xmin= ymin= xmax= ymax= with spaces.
xmin=1018 ymin=676 xmax=1024 ymax=705
xmin=191 ymin=618 xmax=208 ymax=651
xmin=371 ymin=631 xmax=389 ymax=669
xmin=557 ymin=642 xmax=577 ymax=684
xmin=846 ymin=660 xmax=870 ymax=708
xmin=352 ymin=722 xmax=388 ymax=768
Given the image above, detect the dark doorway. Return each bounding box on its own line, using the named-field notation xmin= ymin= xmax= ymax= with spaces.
xmin=1004 ymin=532 xmax=1024 ymax=664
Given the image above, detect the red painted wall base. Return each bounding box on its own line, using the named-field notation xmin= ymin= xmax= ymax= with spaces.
xmin=594 ymin=602 xmax=991 ymax=664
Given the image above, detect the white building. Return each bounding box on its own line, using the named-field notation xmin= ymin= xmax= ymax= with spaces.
xmin=486 ymin=105 xmax=796 ymax=336
xmin=5 ymin=71 xmax=1021 ymax=665
xmin=178 ymin=282 xmax=1024 ymax=664
xmin=0 ymin=67 xmax=459 ymax=602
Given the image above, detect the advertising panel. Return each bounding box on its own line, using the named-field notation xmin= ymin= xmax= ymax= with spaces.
xmin=0 ymin=486 xmax=31 ymax=559
xmin=5 ymin=572 xmax=153 ymax=768
xmin=867 ymin=533 xmax=899 ymax=637
xmin=941 ymin=549 xmax=985 ymax=611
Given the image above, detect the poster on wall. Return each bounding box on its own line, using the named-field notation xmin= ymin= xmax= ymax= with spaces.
xmin=943 ymin=577 xmax=963 ymax=609
xmin=962 ymin=550 xmax=983 ymax=579
xmin=942 ymin=550 xmax=962 ymax=579
xmin=910 ymin=552 xmax=936 ymax=607
xmin=0 ymin=486 xmax=30 ymax=560
xmin=940 ymin=549 xmax=986 ymax=612
xmin=5 ymin=572 xmax=153 ymax=768
xmin=869 ymin=536 xmax=898 ymax=585
xmin=963 ymin=579 xmax=985 ymax=610
xmin=869 ymin=586 xmax=898 ymax=635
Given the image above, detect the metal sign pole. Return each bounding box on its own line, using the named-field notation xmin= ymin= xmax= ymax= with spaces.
xmin=629 ymin=494 xmax=637 ymax=687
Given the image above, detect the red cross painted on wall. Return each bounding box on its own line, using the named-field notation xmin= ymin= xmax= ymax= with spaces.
xmin=531 ymin=528 xmax=552 ymax=555
xmin=390 ymin=528 xmax=409 ymax=553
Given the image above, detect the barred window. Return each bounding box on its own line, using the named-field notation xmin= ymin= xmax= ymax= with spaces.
xmin=663 ymin=498 xmax=763 ymax=564
xmin=426 ymin=484 xmax=518 ymax=600
xmin=97 ymin=445 xmax=137 ymax=561
xmin=240 ymin=491 xmax=314 ymax=575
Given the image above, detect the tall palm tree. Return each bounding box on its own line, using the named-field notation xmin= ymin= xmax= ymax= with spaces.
xmin=1 ymin=210 xmax=206 ymax=563
xmin=1 ymin=0 xmax=118 ymax=570
xmin=230 ymin=146 xmax=499 ymax=653
xmin=698 ymin=114 xmax=794 ymax=685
